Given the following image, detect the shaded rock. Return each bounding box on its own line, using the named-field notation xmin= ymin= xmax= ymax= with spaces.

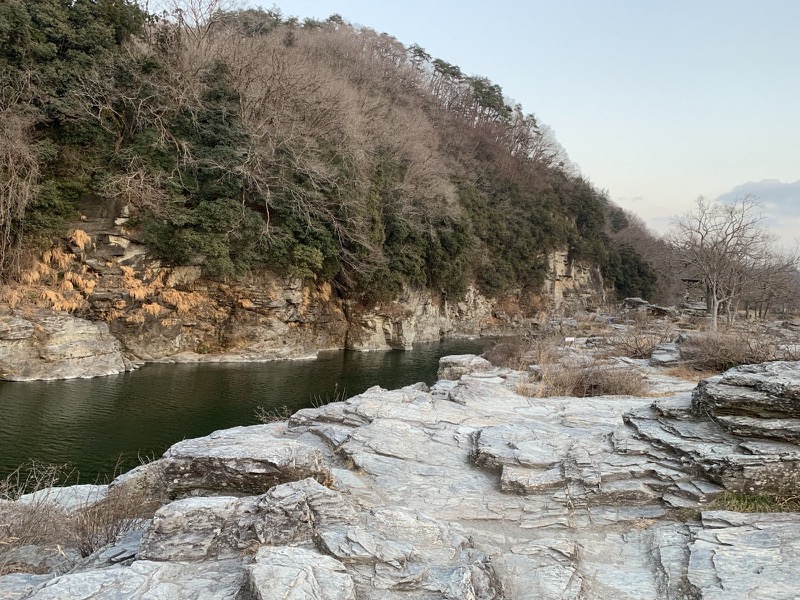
xmin=627 ymin=394 xmax=800 ymax=496
xmin=0 ymin=545 xmax=79 ymax=576
xmin=139 ymin=479 xmax=355 ymax=561
xmin=160 ymin=425 xmax=332 ymax=496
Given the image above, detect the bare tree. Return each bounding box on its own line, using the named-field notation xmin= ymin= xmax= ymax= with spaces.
xmin=668 ymin=195 xmax=789 ymax=329
xmin=0 ymin=111 xmax=39 ymax=279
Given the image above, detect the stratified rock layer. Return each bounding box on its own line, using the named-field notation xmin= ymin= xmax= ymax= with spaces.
xmin=0 ymin=311 xmax=129 ymax=381
xmin=4 ymin=359 xmax=800 ymax=599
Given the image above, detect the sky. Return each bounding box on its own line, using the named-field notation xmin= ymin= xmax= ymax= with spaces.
xmin=250 ymin=0 xmax=800 ymax=245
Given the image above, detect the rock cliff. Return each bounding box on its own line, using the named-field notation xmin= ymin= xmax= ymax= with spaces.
xmin=0 ymin=219 xmax=604 ymax=380
xmin=3 ymin=358 xmax=800 ymax=598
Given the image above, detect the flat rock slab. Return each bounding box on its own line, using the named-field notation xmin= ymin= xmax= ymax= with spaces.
xmin=688 ymin=511 xmax=800 ymax=599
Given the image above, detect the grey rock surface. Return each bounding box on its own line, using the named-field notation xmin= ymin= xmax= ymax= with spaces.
xmin=4 ymin=357 xmax=800 ymax=599
xmin=693 ymin=361 xmax=800 ymax=442
xmin=159 ymin=424 xmax=332 ymax=496
xmin=0 ymin=311 xmax=128 ymax=381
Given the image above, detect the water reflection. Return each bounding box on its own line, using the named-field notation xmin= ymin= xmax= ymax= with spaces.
xmin=0 ymin=339 xmax=490 ymax=481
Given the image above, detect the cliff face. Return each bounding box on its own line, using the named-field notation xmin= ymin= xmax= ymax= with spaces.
xmin=0 ymin=216 xmax=605 ymax=380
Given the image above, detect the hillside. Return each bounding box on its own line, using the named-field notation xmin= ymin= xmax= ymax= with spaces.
xmin=0 ymin=0 xmax=659 ymax=312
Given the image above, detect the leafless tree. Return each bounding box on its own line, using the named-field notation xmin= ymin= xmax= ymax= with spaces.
xmin=668 ymin=195 xmax=793 ymax=329
xmin=0 ymin=111 xmax=39 ymax=279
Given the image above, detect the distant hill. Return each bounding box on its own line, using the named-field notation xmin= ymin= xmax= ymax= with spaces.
xmin=0 ymin=0 xmax=658 ymax=302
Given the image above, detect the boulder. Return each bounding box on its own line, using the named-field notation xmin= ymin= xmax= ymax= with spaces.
xmin=437 ymin=353 xmax=492 ymax=380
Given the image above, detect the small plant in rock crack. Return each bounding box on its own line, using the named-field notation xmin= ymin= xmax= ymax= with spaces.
xmin=255 ymin=405 xmax=293 ymax=424
xmin=311 ymin=383 xmax=347 ymax=408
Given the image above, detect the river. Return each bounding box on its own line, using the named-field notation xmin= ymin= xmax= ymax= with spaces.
xmin=0 ymin=339 xmax=491 ymax=483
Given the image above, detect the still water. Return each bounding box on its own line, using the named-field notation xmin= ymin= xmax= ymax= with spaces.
xmin=0 ymin=339 xmax=490 ymax=482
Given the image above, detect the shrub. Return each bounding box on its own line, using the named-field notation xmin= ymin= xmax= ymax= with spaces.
xmin=72 ymin=485 xmax=158 ymax=558
xmin=1 ymin=460 xmax=162 ymax=573
xmin=614 ymin=317 xmax=674 ymax=359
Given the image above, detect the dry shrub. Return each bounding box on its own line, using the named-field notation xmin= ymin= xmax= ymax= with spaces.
xmin=142 ymin=302 xmax=165 ymax=317
xmin=159 ymin=289 xmax=204 ymax=315
xmin=68 ymin=229 xmax=92 ymax=252
xmin=1 ymin=461 xmax=162 ymax=572
xmin=681 ymin=331 xmax=800 ymax=372
xmin=483 ymin=336 xmax=527 ymax=369
xmin=526 ymin=360 xmax=647 ymax=398
xmin=71 ymin=486 xmax=159 ymax=558
xmin=42 ymin=247 xmax=73 ymax=271
xmin=0 ymin=463 xmax=73 ymax=574
xmin=484 ymin=333 xmax=561 ymax=370
xmin=614 ymin=318 xmax=674 ymax=359
xmin=38 ymin=289 xmax=82 ymax=313
xmin=18 ymin=266 xmax=41 ymax=285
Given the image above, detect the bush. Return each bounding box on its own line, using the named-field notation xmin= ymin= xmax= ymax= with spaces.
xmin=613 ymin=317 xmax=674 ymax=359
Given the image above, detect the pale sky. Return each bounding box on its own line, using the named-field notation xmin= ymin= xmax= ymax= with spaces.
xmin=255 ymin=0 xmax=800 ymax=244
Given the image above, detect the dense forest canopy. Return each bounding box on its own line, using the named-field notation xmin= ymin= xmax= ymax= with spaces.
xmin=0 ymin=0 xmax=658 ymax=302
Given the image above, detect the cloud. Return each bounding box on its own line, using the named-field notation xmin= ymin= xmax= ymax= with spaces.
xmin=716 ymin=179 xmax=800 ymax=217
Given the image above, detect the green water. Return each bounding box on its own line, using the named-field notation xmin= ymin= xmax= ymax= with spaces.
xmin=0 ymin=339 xmax=491 ymax=482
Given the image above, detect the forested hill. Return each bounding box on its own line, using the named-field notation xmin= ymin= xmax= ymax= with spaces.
xmin=0 ymin=0 xmax=657 ymax=302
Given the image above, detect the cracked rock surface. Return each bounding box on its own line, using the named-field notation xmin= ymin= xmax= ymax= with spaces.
xmin=3 ymin=358 xmax=800 ymax=598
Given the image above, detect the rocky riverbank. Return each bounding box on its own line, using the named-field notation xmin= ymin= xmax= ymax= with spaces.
xmin=2 ymin=356 xmax=800 ymax=598
xmin=0 ymin=212 xmax=605 ymax=381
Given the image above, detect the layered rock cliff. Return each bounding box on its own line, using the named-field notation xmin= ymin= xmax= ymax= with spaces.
xmin=0 ymin=217 xmax=605 ymax=380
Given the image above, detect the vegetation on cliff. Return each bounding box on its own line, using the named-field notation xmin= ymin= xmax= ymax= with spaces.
xmin=0 ymin=0 xmax=657 ymax=302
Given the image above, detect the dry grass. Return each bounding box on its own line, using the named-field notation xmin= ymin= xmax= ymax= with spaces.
xmin=613 ymin=318 xmax=674 ymax=359
xmin=1 ymin=461 xmax=162 ymax=574
xmin=255 ymin=405 xmax=293 ymax=423
xmin=709 ymin=491 xmax=800 ymax=513
xmin=68 ymin=229 xmax=92 ymax=252
xmin=681 ymin=330 xmax=800 ymax=372
xmin=519 ymin=360 xmax=648 ymax=398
